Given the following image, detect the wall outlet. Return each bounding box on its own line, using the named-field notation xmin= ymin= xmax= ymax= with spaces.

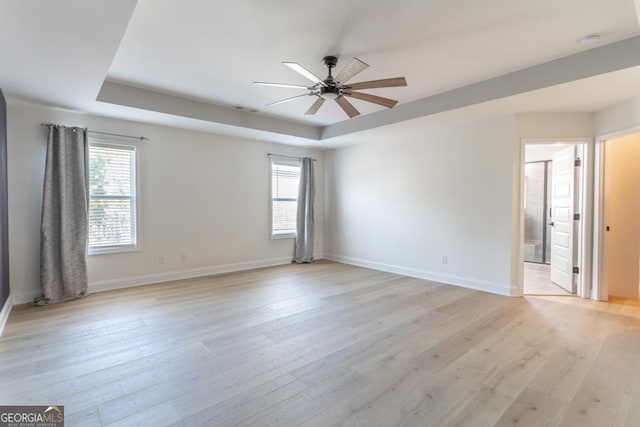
xmin=180 ymin=253 xmax=187 ymax=263
xmin=159 ymin=256 xmax=165 ymax=265
xmin=442 ymin=255 xmax=448 ymax=265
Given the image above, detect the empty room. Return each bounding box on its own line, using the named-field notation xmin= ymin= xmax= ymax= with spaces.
xmin=2 ymin=1 xmax=640 ymax=426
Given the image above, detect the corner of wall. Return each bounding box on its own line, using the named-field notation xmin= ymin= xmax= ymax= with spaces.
xmin=326 ymin=253 xmax=512 ymax=297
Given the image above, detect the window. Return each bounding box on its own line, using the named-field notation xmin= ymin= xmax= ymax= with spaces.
xmin=270 ymin=158 xmax=301 ymax=238
xmin=88 ymin=142 xmax=137 ymax=252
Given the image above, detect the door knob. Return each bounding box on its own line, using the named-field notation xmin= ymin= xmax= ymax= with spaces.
xmin=549 ymin=221 xmax=555 ymax=227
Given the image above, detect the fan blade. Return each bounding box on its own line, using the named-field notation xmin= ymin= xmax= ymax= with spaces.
xmin=335 ymin=96 xmax=360 ymax=118
xmin=254 ymin=82 xmax=310 ymax=89
xmin=334 ymin=58 xmax=369 ymax=84
xmin=305 ymin=97 xmax=325 ymax=115
xmin=345 ymin=91 xmax=398 ymax=108
xmin=283 ymin=62 xmax=328 ymax=87
xmin=347 ymin=77 xmax=407 ymax=90
xmin=266 ymin=93 xmax=311 ymax=107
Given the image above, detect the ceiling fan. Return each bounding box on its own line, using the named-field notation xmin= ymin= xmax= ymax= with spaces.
xmin=254 ymin=56 xmax=407 ymax=118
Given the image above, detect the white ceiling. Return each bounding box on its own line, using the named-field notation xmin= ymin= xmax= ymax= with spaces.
xmin=1 ymin=0 xmax=640 ymax=147
xmin=0 ymin=0 xmax=137 ymax=110
xmin=108 ymin=0 xmax=639 ymax=125
xmin=322 ymin=66 xmax=640 ymax=147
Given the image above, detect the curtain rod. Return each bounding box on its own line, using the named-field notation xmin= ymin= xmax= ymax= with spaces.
xmin=41 ymin=123 xmax=149 ymax=141
xmin=267 ymin=153 xmax=316 ymax=161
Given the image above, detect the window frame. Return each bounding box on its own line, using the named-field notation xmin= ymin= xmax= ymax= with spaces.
xmin=270 ymin=157 xmax=301 ymax=240
xmin=87 ymin=140 xmax=140 ymax=255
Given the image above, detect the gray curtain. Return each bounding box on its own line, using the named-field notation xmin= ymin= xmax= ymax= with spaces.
xmin=294 ymin=157 xmax=315 ymax=263
xmin=37 ymin=125 xmax=89 ymax=304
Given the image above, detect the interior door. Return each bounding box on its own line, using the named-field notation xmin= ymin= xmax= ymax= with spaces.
xmin=550 ymin=145 xmax=576 ymax=292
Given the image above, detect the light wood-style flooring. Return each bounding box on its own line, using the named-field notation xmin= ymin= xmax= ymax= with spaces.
xmin=1 ymin=261 xmax=640 ymax=426
xmin=523 ymin=262 xmax=572 ymax=296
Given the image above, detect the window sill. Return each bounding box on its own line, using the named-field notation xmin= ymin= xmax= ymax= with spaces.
xmin=270 ymin=232 xmax=296 ymax=240
xmin=88 ymin=246 xmax=139 ymax=256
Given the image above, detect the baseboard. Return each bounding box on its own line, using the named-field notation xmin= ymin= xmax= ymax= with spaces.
xmin=325 ymin=253 xmax=511 ymax=297
xmin=89 ymin=256 xmax=295 ymax=294
xmin=11 ymin=254 xmax=327 ymax=305
xmin=0 ymin=294 xmax=13 ymax=338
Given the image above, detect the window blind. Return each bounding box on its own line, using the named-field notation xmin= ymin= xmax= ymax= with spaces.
xmin=271 ymin=161 xmax=301 ymax=235
xmin=88 ymin=143 xmax=137 ymax=250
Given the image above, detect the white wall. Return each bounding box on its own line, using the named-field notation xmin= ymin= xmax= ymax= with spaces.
xmin=324 ymin=115 xmax=516 ymax=295
xmin=595 ymin=96 xmax=640 ymax=136
xmin=323 ymin=112 xmax=597 ymax=298
xmin=515 ymin=112 xmax=594 ymax=139
xmin=8 ymin=104 xmax=324 ymax=303
xmin=604 ymin=133 xmax=640 ymax=299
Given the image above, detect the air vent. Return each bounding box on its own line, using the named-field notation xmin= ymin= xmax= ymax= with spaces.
xmin=232 ymin=105 xmax=259 ymax=113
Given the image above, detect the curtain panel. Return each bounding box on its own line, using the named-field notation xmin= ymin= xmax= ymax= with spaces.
xmin=294 ymin=157 xmax=315 ymax=263
xmin=38 ymin=125 xmax=89 ymax=304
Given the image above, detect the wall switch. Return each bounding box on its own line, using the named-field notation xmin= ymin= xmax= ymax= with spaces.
xmin=180 ymin=253 xmax=187 ymax=263
xmin=159 ymin=256 xmax=165 ymax=265
xmin=442 ymin=256 xmax=448 ymax=265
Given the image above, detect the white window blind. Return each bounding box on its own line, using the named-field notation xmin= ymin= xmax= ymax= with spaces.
xmin=271 ymin=159 xmax=301 ymax=237
xmin=88 ymin=142 xmax=137 ymax=252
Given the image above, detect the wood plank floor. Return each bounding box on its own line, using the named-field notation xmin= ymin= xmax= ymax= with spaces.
xmin=1 ymin=261 xmax=640 ymax=426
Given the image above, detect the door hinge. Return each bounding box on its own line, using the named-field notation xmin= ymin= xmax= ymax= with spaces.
xmin=573 ymin=266 xmax=580 ymax=274
xmin=574 ymin=158 xmax=582 ymax=167
xmin=573 ymin=213 xmax=580 ymax=221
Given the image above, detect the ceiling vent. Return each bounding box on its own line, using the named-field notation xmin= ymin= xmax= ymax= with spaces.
xmin=233 ymin=105 xmax=259 ymax=113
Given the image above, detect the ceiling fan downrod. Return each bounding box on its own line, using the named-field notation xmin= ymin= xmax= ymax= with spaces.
xmin=321 ymin=55 xmax=340 ymax=100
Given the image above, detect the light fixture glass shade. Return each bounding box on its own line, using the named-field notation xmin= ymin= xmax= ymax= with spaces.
xmin=320 ymin=92 xmax=339 ymax=100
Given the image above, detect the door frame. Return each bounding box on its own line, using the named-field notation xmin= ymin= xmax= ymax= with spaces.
xmin=518 ymin=138 xmax=593 ymax=298
xmin=592 ymin=126 xmax=640 ymax=301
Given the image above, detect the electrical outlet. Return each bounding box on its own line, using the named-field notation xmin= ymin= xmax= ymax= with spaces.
xmin=442 ymin=255 xmax=448 ymax=265
xmin=180 ymin=253 xmax=187 ymax=263
xmin=159 ymin=256 xmax=165 ymax=265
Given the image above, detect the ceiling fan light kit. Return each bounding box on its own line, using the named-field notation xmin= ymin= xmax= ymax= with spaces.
xmin=254 ymin=55 xmax=407 ymax=118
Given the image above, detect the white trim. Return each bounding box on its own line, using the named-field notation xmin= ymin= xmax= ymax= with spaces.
xmin=88 ymin=256 xmax=294 ymax=293
xmin=12 ymin=291 xmax=40 ymax=306
xmin=596 ymin=125 xmax=640 ymax=143
xmin=270 ymin=231 xmax=296 ymax=240
xmin=11 ymin=256 xmax=324 ymax=305
xmin=593 ymin=140 xmax=607 ymax=300
xmin=88 ymin=246 xmax=140 ymax=256
xmin=520 ymin=137 xmax=593 ymax=144
xmin=325 ymin=254 xmax=511 ymax=297
xmin=0 ymin=294 xmax=13 ymax=338
xmin=592 ymin=126 xmax=640 ymax=301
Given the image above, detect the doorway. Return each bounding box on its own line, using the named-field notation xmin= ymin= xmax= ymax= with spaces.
xmin=521 ymin=142 xmax=586 ymax=296
xmin=598 ymin=132 xmax=640 ymax=300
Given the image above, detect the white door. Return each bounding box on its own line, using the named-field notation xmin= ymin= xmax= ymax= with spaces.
xmin=550 ymin=145 xmax=576 ymax=292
